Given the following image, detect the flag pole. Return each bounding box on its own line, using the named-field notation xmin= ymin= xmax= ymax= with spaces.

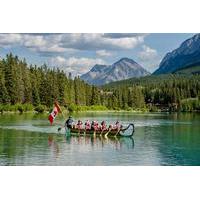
xmin=54 ymin=101 xmax=67 ymax=132
xmin=54 ymin=100 xmax=66 ymax=119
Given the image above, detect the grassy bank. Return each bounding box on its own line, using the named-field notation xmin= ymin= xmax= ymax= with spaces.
xmin=0 ymin=99 xmax=200 ymax=114
xmin=0 ymin=104 xmax=109 ymax=114
xmin=0 ymin=104 xmax=49 ymax=114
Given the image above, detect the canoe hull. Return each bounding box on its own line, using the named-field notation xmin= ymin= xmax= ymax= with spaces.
xmin=65 ymin=123 xmax=135 ymax=137
xmin=69 ymin=128 xmax=119 ymax=135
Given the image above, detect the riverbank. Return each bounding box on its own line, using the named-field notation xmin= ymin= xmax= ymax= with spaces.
xmin=0 ymin=103 xmax=200 ymax=115
xmin=0 ymin=104 xmax=148 ymax=113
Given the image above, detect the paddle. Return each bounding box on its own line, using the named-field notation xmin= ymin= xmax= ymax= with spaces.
xmin=55 ymin=122 xmax=65 ymax=132
xmin=104 ymin=128 xmax=111 ymax=137
xmin=58 ymin=127 xmax=63 ymax=132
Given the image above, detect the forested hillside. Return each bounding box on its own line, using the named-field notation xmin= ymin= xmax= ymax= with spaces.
xmin=173 ymin=65 xmax=200 ymax=75
xmin=0 ymin=53 xmax=100 ymax=110
xmin=103 ymin=74 xmax=200 ymax=111
xmin=0 ymin=53 xmax=200 ymax=112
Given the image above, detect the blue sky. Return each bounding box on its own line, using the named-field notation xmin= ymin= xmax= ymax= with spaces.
xmin=0 ymin=33 xmax=195 ymax=75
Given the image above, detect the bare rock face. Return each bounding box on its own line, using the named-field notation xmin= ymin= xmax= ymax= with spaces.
xmin=154 ymin=34 xmax=200 ymax=74
xmin=81 ymin=57 xmax=150 ymax=85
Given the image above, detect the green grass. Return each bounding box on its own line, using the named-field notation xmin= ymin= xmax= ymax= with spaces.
xmin=1 ymin=100 xmax=200 ymax=114
xmin=180 ymin=98 xmax=200 ymax=112
xmin=173 ymin=65 xmax=200 ymax=74
xmin=0 ymin=103 xmax=34 ymax=113
xmin=67 ymin=104 xmax=108 ymax=112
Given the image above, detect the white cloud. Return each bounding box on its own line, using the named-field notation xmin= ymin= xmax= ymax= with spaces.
xmin=60 ymin=33 xmax=146 ymax=51
xmin=137 ymin=45 xmax=160 ymax=72
xmin=0 ymin=33 xmax=22 ymax=46
xmin=103 ymin=33 xmax=148 ymax=38
xmin=96 ymin=50 xmax=112 ymax=57
xmin=49 ymin=56 xmax=106 ymax=76
xmin=138 ymin=45 xmax=158 ymax=61
xmin=0 ymin=33 xmax=147 ymax=55
xmin=0 ymin=33 xmax=65 ymax=54
xmin=22 ymin=34 xmax=67 ymax=54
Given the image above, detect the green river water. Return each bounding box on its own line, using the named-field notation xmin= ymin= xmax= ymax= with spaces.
xmin=0 ymin=112 xmax=199 ymax=165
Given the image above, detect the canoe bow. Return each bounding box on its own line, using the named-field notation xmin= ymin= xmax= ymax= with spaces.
xmin=119 ymin=123 xmax=135 ymax=137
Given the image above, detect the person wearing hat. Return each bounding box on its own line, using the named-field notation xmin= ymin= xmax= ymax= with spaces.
xmin=65 ymin=116 xmax=74 ymax=129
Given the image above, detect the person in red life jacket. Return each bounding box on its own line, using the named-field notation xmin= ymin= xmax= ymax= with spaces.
xmin=94 ymin=121 xmax=99 ymax=131
xmin=91 ymin=121 xmax=99 ymax=131
xmin=114 ymin=121 xmax=121 ymax=130
xmin=101 ymin=121 xmax=107 ymax=131
xmin=85 ymin=120 xmax=91 ymax=130
xmin=77 ymin=120 xmax=83 ymax=130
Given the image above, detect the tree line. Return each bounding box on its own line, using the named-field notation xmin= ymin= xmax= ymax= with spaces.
xmin=0 ymin=53 xmax=99 ymax=109
xmin=0 ymin=53 xmax=200 ymax=112
xmin=103 ymin=74 xmax=200 ymax=111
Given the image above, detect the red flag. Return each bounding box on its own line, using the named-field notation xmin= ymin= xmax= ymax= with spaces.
xmin=48 ymin=102 xmax=61 ymax=125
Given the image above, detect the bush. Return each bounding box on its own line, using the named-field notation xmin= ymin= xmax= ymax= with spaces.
xmin=180 ymin=98 xmax=200 ymax=112
xmin=0 ymin=103 xmax=34 ymax=113
xmin=34 ymin=105 xmax=46 ymax=113
xmin=67 ymin=104 xmax=77 ymax=112
xmin=149 ymin=105 xmax=159 ymax=112
xmin=0 ymin=104 xmax=17 ymax=112
xmin=89 ymin=105 xmax=108 ymax=111
xmin=17 ymin=104 xmax=24 ymax=113
xmin=23 ymin=104 xmax=34 ymax=111
xmin=67 ymin=104 xmax=108 ymax=112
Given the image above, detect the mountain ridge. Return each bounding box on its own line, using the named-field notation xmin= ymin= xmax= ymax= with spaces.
xmin=81 ymin=57 xmax=150 ymax=85
xmin=154 ymin=33 xmax=200 ymax=74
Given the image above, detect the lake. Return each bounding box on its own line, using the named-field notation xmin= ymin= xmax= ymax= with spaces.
xmin=0 ymin=112 xmax=199 ymax=166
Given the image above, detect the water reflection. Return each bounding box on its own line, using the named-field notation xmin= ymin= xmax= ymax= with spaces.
xmin=48 ymin=135 xmax=60 ymax=158
xmin=0 ymin=112 xmax=199 ymax=165
xmin=64 ymin=135 xmax=134 ymax=151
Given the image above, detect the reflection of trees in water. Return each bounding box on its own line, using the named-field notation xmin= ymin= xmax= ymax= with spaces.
xmin=48 ymin=135 xmax=60 ymax=158
xmin=0 ymin=128 xmax=51 ymax=165
xmin=65 ymin=135 xmax=134 ymax=150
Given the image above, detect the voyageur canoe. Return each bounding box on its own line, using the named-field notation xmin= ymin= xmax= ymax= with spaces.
xmin=65 ymin=123 xmax=135 ymax=137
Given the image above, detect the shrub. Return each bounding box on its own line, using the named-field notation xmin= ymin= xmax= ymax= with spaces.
xmin=23 ymin=104 xmax=34 ymax=111
xmin=34 ymin=105 xmax=46 ymax=113
xmin=67 ymin=104 xmax=108 ymax=112
xmin=17 ymin=104 xmax=24 ymax=113
xmin=67 ymin=104 xmax=77 ymax=112
xmin=180 ymin=98 xmax=200 ymax=112
xmin=149 ymin=105 xmax=158 ymax=112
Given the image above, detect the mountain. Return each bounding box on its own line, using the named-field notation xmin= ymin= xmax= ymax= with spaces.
xmin=154 ymin=33 xmax=200 ymax=74
xmin=81 ymin=57 xmax=150 ymax=85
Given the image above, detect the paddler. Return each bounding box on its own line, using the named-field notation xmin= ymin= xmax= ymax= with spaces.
xmin=77 ymin=120 xmax=83 ymax=129
xmin=65 ymin=116 xmax=74 ymax=129
xmin=101 ymin=120 xmax=107 ymax=130
xmin=85 ymin=120 xmax=91 ymax=130
xmin=115 ymin=121 xmax=121 ymax=130
xmin=94 ymin=121 xmax=99 ymax=131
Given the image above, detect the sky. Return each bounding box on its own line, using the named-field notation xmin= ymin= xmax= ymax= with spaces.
xmin=0 ymin=33 xmax=196 ymax=76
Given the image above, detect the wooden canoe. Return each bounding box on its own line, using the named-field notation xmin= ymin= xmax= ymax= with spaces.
xmin=65 ymin=123 xmax=135 ymax=137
